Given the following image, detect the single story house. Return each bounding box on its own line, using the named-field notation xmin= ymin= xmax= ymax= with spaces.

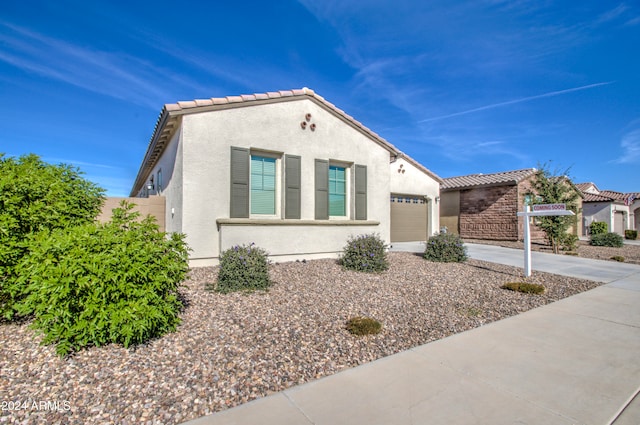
xmin=130 ymin=88 xmax=441 ymax=266
xmin=440 ymin=169 xmax=583 ymax=241
xmin=577 ymin=183 xmax=639 ymax=235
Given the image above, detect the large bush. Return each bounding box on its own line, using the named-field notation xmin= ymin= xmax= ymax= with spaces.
xmin=590 ymin=232 xmax=624 ymax=247
xmin=0 ymin=153 xmax=105 ymax=318
xmin=340 ymin=233 xmax=388 ymax=273
xmin=216 ymin=243 xmax=271 ymax=293
xmin=424 ymin=232 xmax=468 ymax=263
xmin=12 ymin=203 xmax=189 ymax=356
xmin=589 ymin=221 xmax=608 ymax=236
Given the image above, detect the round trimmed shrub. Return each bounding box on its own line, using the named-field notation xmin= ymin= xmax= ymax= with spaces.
xmin=13 ymin=202 xmax=189 ymax=357
xmin=340 ymin=233 xmax=388 ymax=273
xmin=216 ymin=243 xmax=271 ymax=293
xmin=424 ymin=232 xmax=468 ymax=263
xmin=590 ymin=232 xmax=624 ymax=247
xmin=589 ymin=221 xmax=608 ymax=236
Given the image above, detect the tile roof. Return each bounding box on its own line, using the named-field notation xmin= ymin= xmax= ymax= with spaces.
xmin=441 ymin=168 xmax=537 ymax=190
xmin=598 ymin=190 xmax=627 ymax=200
xmin=131 ymin=88 xmax=442 ymax=195
xmin=582 ymin=193 xmax=618 ymax=202
xmin=575 ymin=182 xmax=599 ymax=193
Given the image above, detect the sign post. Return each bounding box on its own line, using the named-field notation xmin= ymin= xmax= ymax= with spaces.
xmin=517 ymin=204 xmax=575 ymax=277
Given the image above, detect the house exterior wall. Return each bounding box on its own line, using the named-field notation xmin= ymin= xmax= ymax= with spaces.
xmin=459 ymin=185 xmax=521 ymax=240
xmin=98 ymin=196 xmax=166 ymax=231
xmin=175 ymin=98 xmax=392 ymax=266
xmin=389 ymin=157 xmax=440 ymax=236
xmin=583 ymin=202 xmax=614 ymax=234
xmin=439 ymin=191 xmax=460 ymax=234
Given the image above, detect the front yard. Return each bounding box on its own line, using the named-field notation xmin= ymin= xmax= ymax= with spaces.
xmin=0 ymin=252 xmax=603 ymax=424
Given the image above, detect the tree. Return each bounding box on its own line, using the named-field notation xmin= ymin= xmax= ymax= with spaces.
xmin=524 ymin=163 xmax=581 ymax=254
xmin=0 ymin=153 xmax=105 ymax=318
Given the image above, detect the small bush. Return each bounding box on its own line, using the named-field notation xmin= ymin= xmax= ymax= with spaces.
xmin=345 ymin=316 xmax=382 ymax=336
xmin=13 ymin=202 xmax=189 ymax=357
xmin=340 ymin=234 xmax=388 ymax=273
xmin=424 ymin=232 xmax=468 ymax=263
xmin=625 ymin=230 xmax=638 ymax=240
xmin=589 ymin=221 xmax=608 ymax=236
xmin=559 ymin=233 xmax=578 ymax=252
xmin=590 ymin=232 xmax=624 ymax=247
xmin=611 ymin=256 xmax=625 ymax=262
xmin=216 ymin=243 xmax=271 ymax=293
xmin=501 ymin=282 xmax=545 ymax=294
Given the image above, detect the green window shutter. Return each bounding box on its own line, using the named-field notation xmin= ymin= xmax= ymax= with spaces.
xmin=285 ymin=155 xmax=301 ymax=219
xmin=315 ymin=159 xmax=329 ymax=219
xmin=250 ymin=156 xmax=276 ymax=214
xmin=230 ymin=147 xmax=249 ymax=218
xmin=355 ymin=164 xmax=367 ymax=220
xmin=329 ymin=166 xmax=346 ymax=216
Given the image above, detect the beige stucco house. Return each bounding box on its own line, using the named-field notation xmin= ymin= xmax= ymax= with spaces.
xmin=577 ymin=183 xmax=639 ymax=236
xmin=130 ymin=88 xmax=441 ymax=266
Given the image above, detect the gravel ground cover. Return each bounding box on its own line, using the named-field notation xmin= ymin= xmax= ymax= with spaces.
xmin=1 ymin=252 xmax=602 ymax=424
xmin=464 ymin=239 xmax=640 ymax=264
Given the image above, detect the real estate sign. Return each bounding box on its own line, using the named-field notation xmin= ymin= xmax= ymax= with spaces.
xmin=517 ymin=205 xmax=574 ymax=277
xmin=532 ymin=203 xmax=566 ymax=212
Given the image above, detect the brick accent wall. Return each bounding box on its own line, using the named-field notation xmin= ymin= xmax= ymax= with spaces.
xmin=459 ymin=185 xmax=519 ymax=240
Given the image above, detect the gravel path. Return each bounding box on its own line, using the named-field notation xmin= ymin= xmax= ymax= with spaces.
xmin=1 ymin=252 xmax=602 ymax=424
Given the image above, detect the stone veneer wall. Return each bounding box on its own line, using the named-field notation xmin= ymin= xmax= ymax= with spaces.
xmin=459 ymin=185 xmax=519 ymax=240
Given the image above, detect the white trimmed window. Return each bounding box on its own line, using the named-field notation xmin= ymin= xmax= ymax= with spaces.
xmin=329 ymin=165 xmax=346 ymax=216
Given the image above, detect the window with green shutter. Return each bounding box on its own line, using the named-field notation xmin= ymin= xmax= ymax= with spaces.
xmin=329 ymin=165 xmax=346 ymax=216
xmin=250 ymin=155 xmax=276 ymax=215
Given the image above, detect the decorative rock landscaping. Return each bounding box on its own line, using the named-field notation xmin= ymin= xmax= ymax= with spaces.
xmin=1 ymin=252 xmax=601 ymax=424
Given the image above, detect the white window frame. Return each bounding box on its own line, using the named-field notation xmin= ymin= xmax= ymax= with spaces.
xmin=328 ymin=160 xmax=351 ymax=220
xmin=249 ymin=150 xmax=282 ymax=219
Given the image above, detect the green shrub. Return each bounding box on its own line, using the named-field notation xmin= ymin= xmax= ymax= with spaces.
xmin=12 ymin=202 xmax=189 ymax=357
xmin=501 ymin=282 xmax=545 ymax=294
xmin=625 ymin=230 xmax=638 ymax=240
xmin=590 ymin=232 xmax=624 ymax=247
xmin=611 ymin=256 xmax=625 ymax=262
xmin=559 ymin=233 xmax=578 ymax=252
xmin=216 ymin=243 xmax=271 ymax=293
xmin=340 ymin=234 xmax=388 ymax=273
xmin=589 ymin=221 xmax=608 ymax=236
xmin=0 ymin=154 xmax=105 ymax=319
xmin=424 ymin=232 xmax=468 ymax=263
xmin=345 ymin=316 xmax=382 ymax=336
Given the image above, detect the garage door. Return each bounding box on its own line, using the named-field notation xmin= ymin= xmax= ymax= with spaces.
xmin=390 ymin=194 xmax=428 ymax=242
xmin=614 ymin=211 xmax=625 ymax=235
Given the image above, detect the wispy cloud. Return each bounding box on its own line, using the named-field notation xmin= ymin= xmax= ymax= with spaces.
xmin=612 ymin=128 xmax=640 ymax=164
xmin=43 ymin=157 xmax=118 ymax=170
xmin=418 ymin=82 xmax=614 ymax=123
xmin=0 ymin=21 xmax=178 ymax=108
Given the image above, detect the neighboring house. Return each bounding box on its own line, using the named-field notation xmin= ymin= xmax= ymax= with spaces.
xmin=130 ymin=88 xmax=441 ymax=266
xmin=440 ymin=169 xmax=583 ymax=241
xmin=577 ymin=183 xmax=639 ymax=235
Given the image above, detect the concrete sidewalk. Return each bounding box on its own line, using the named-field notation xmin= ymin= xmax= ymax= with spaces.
xmin=184 ymin=244 xmax=640 ymax=425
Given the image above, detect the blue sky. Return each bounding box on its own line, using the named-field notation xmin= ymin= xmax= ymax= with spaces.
xmin=2 ymin=0 xmax=639 ymax=195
